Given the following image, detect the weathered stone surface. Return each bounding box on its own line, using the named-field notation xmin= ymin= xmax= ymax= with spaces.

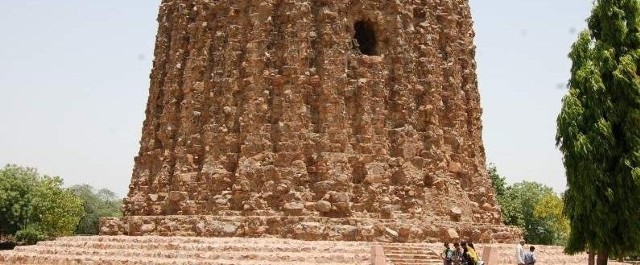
xmin=104 ymin=0 xmax=520 ymax=243
xmin=450 ymin=206 xmax=463 ymax=221
xmin=316 ymin=201 xmax=332 ymax=213
xmin=140 ymin=223 xmax=156 ymax=233
xmin=100 ymin=216 xmax=521 ymax=243
xmin=283 ymin=202 xmax=305 ymax=216
xmin=384 ymin=228 xmax=399 ymax=239
xmin=444 ymin=228 xmax=460 ymax=241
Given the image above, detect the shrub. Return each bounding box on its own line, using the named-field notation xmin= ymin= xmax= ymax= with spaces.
xmin=15 ymin=227 xmax=45 ymax=245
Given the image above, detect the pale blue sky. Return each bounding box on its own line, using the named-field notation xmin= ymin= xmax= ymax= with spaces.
xmin=0 ymin=1 xmax=592 ymax=197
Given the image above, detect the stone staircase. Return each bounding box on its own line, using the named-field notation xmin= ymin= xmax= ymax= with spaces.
xmin=383 ymin=243 xmax=441 ymax=265
xmin=1 ymin=237 xmax=635 ymax=265
xmin=0 ymin=236 xmax=374 ymax=265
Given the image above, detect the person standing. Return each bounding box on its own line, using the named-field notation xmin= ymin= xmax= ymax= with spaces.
xmin=453 ymin=242 xmax=463 ymax=265
xmin=460 ymin=241 xmax=473 ymax=265
xmin=441 ymin=242 xmax=454 ymax=265
xmin=468 ymin=242 xmax=480 ymax=265
xmin=515 ymin=240 xmax=525 ymax=265
xmin=523 ymin=246 xmax=536 ymax=265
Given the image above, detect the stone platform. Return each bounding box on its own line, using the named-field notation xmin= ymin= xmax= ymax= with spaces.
xmin=100 ymin=215 xmax=521 ymax=243
xmin=0 ymin=236 xmax=373 ymax=265
xmin=1 ymin=236 xmax=634 ymax=265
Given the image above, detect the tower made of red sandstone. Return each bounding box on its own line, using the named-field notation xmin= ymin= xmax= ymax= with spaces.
xmin=101 ymin=0 xmax=520 ymax=243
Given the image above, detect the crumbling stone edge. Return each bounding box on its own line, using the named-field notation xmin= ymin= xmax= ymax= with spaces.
xmin=100 ymin=216 xmax=521 ymax=243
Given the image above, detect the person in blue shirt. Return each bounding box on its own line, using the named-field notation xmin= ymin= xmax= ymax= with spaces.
xmin=523 ymin=246 xmax=536 ymax=265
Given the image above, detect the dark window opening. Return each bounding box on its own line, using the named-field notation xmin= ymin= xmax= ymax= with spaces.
xmin=353 ymin=20 xmax=378 ymax=55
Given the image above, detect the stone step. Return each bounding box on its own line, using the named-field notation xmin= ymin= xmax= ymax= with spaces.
xmin=386 ymin=258 xmax=441 ymax=263
xmin=384 ymin=252 xmax=440 ymax=259
xmin=383 ymin=243 xmax=441 ymax=265
xmin=0 ymin=252 xmax=368 ymax=265
xmin=393 ymin=261 xmax=442 ymax=265
xmin=384 ymin=249 xmax=436 ymax=254
xmin=388 ymin=259 xmax=441 ymax=263
xmin=385 ymin=249 xmax=433 ymax=254
xmin=0 ymin=236 xmax=379 ymax=265
xmin=4 ymin=238 xmax=622 ymax=265
xmin=384 ymin=246 xmax=431 ymax=250
xmin=384 ymin=244 xmax=437 ymax=249
xmin=384 ymin=243 xmax=433 ymax=247
xmin=11 ymin=246 xmax=369 ymax=262
xmin=52 ymin=236 xmax=375 ymax=246
xmin=34 ymin=240 xmax=370 ymax=253
xmin=387 ymin=258 xmax=441 ymax=265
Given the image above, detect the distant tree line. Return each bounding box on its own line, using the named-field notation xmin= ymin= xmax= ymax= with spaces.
xmin=488 ymin=163 xmax=569 ymax=246
xmin=69 ymin=184 xmax=122 ymax=235
xmin=0 ymin=164 xmax=121 ymax=245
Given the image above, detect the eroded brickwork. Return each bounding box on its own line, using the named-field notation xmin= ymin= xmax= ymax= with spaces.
xmin=104 ymin=0 xmax=519 ymax=242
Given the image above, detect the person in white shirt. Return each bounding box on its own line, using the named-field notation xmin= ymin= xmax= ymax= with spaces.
xmin=515 ymin=240 xmax=525 ymax=265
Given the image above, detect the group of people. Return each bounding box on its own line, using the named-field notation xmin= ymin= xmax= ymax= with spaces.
xmin=440 ymin=241 xmax=483 ymax=265
xmin=440 ymin=240 xmax=537 ymax=265
xmin=516 ymin=240 xmax=537 ymax=265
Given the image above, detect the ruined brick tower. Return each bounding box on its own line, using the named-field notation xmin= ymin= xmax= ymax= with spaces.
xmin=101 ymin=0 xmax=520 ymax=242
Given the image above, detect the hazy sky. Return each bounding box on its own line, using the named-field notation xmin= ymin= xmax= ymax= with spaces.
xmin=0 ymin=1 xmax=592 ymax=197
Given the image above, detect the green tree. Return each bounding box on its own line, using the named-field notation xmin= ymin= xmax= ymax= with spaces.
xmin=32 ymin=177 xmax=84 ymax=237
xmin=488 ymin=163 xmax=507 ymax=198
xmin=499 ymin=181 xmax=562 ymax=244
xmin=0 ymin=164 xmax=84 ymax=242
xmin=556 ymin=0 xmax=640 ymax=263
xmin=70 ymin=184 xmax=121 ymax=235
xmin=0 ymin=165 xmax=38 ymax=236
xmin=533 ymin=193 xmax=570 ymax=245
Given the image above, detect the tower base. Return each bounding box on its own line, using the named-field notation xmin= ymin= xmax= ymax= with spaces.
xmin=100 ymin=215 xmax=521 ymax=243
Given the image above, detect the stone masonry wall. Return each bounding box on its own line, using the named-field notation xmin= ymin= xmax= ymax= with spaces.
xmin=118 ymin=0 xmax=510 ymax=239
xmin=101 ymin=215 xmax=521 ymax=243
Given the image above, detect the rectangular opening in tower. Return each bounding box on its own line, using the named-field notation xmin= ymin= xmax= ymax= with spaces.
xmin=353 ymin=20 xmax=378 ymax=56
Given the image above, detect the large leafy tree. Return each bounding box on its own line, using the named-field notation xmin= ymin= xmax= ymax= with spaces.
xmin=499 ymin=181 xmax=557 ymax=244
xmin=488 ymin=164 xmax=570 ymax=245
xmin=533 ymin=193 xmax=570 ymax=245
xmin=556 ymin=0 xmax=640 ymax=263
xmin=0 ymin=165 xmax=84 ymax=241
xmin=0 ymin=165 xmax=39 ymax=235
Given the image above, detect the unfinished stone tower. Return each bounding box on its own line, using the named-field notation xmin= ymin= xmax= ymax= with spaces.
xmin=101 ymin=0 xmax=520 ymax=242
